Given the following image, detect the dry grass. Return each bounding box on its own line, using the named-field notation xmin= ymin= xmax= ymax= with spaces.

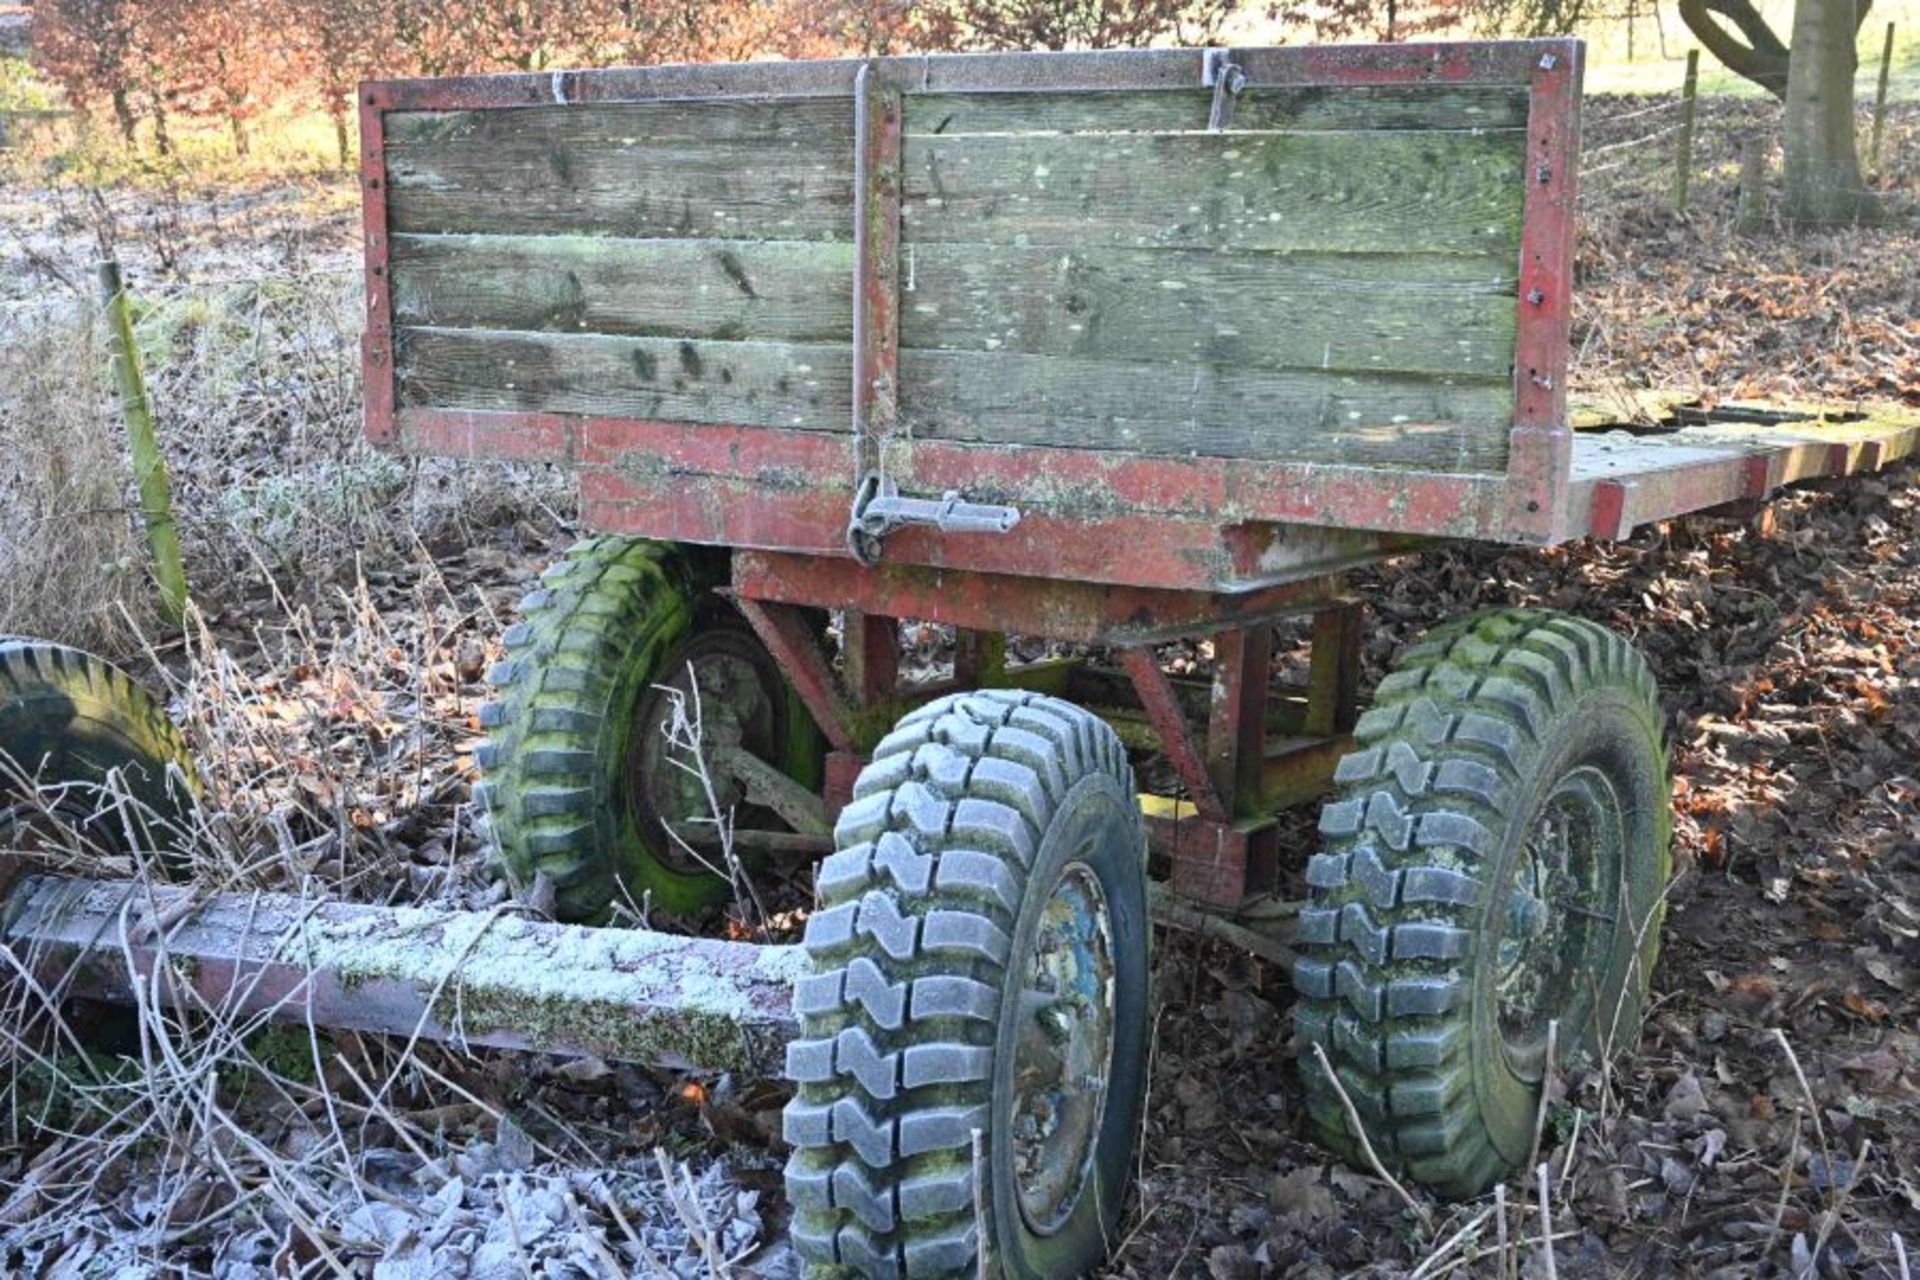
xmin=0 ymin=269 xmax=571 ymax=658
xmin=0 ymin=308 xmax=158 ymax=651
xmin=0 ymin=572 xmax=761 ymax=1274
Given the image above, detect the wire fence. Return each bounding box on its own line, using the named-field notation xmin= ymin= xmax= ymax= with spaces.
xmin=1579 ymin=30 xmax=1908 ymax=223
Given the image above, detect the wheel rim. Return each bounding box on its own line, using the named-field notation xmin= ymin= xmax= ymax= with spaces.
xmin=625 ymin=630 xmax=783 ymax=876
xmin=1011 ymin=859 xmax=1117 ymax=1237
xmin=1494 ymin=764 xmax=1624 ymax=1079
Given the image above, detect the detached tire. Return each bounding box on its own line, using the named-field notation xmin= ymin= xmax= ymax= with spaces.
xmin=784 ymin=690 xmax=1149 ymax=1279
xmin=476 ymin=538 xmax=810 ymax=922
xmin=0 ymin=638 xmax=199 ymax=862
xmin=1294 ymin=608 xmax=1671 ymax=1196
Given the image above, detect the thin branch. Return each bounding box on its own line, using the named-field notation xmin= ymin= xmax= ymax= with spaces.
xmin=1310 ymin=1042 xmax=1434 ymax=1233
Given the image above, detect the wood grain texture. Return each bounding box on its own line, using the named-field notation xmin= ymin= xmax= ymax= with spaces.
xmin=905 ymin=85 xmax=1530 ymax=137
xmin=902 ymin=129 xmax=1526 ymax=254
xmin=385 ymin=99 xmax=853 ymax=240
xmin=387 ymin=97 xmax=854 ymax=147
xmin=390 ymin=234 xmax=853 ymax=343
xmin=397 ymin=326 xmax=851 ymax=431
xmin=898 ymin=348 xmax=1510 ymax=470
xmin=899 ymin=245 xmax=1515 ymax=378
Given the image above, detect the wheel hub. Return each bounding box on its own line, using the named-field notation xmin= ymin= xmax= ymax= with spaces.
xmin=628 ymin=634 xmax=780 ymax=871
xmin=1495 ymin=766 xmax=1622 ymax=1074
xmin=1011 ymin=862 xmax=1116 ymax=1237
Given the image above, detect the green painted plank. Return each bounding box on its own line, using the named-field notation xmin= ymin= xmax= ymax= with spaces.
xmin=391 ymin=234 xmax=853 ymax=343
xmin=905 ymin=85 xmax=1531 ymax=137
xmin=386 ymin=124 xmax=852 ymax=240
xmin=900 ymin=245 xmax=1515 ymax=378
xmin=387 ymin=97 xmax=854 ymax=147
xmin=396 ymin=327 xmax=852 ymax=431
xmin=902 ymin=129 xmax=1526 ymax=254
xmin=899 ymin=348 xmax=1511 ymax=471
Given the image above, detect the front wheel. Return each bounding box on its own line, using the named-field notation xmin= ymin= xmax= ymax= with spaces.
xmin=783 ymin=690 xmax=1149 ymax=1278
xmin=476 ymin=538 xmax=813 ymax=922
xmin=1293 ymin=608 xmax=1672 ymax=1197
xmin=0 ymin=638 xmax=200 ymax=865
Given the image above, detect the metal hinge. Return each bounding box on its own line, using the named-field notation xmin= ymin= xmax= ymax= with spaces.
xmin=1204 ymin=49 xmax=1245 ymax=131
xmin=847 ymin=470 xmax=1021 ymax=566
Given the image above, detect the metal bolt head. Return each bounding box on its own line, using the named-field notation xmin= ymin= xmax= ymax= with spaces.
xmin=1527 ymin=288 xmax=1547 ymax=306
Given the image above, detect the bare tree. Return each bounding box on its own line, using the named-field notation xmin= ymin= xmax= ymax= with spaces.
xmin=1679 ymin=0 xmax=1879 ymax=224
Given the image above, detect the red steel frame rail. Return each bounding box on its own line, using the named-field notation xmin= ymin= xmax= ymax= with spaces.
xmin=730 ymin=552 xmax=1364 ymax=906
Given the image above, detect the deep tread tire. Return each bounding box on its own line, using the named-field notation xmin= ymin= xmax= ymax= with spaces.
xmin=784 ymin=690 xmax=1149 ymax=1279
xmin=1294 ymin=608 xmax=1671 ymax=1197
xmin=476 ymin=537 xmax=798 ymax=921
xmin=0 ymin=638 xmax=199 ymax=863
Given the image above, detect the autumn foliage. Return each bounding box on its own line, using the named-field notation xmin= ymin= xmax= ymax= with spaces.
xmin=30 ymin=0 xmax=1260 ymax=161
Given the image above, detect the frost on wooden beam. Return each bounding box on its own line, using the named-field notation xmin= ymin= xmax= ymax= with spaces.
xmin=0 ymin=871 xmax=803 ymax=1077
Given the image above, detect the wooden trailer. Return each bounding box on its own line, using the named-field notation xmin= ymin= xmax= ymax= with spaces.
xmin=4 ymin=37 xmax=1917 ymax=1280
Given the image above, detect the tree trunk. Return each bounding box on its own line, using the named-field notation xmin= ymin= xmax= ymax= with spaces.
xmin=110 ymin=89 xmax=137 ymax=147
xmin=227 ymin=94 xmax=251 ymax=158
xmin=332 ymin=101 xmax=351 ymax=171
xmin=1781 ymin=0 xmax=1874 ymax=224
xmin=151 ymin=104 xmax=173 ymax=158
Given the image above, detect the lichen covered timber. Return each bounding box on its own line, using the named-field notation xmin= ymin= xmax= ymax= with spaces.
xmin=0 ymin=873 xmax=805 ymax=1077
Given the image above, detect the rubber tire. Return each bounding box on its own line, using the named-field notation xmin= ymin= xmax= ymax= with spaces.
xmin=784 ymin=690 xmax=1149 ymax=1279
xmin=476 ymin=537 xmax=800 ymax=922
xmin=1293 ymin=608 xmax=1671 ymax=1197
xmin=0 ymin=637 xmax=199 ymax=863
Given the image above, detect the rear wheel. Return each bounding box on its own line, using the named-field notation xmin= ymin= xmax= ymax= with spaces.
xmin=476 ymin=538 xmax=813 ymax=921
xmin=1293 ymin=608 xmax=1671 ymax=1196
xmin=784 ymin=690 xmax=1150 ymax=1278
xmin=0 ymin=638 xmax=199 ymax=865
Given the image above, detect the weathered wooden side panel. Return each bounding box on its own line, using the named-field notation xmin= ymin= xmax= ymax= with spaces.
xmin=390 ymin=235 xmax=853 ymax=343
xmin=900 ymin=350 xmax=1511 ymax=468
xmin=904 ymin=84 xmax=1531 ymax=135
xmin=899 ymin=126 xmax=1527 ymax=254
xmin=897 ymin=247 xmax=1515 ymax=379
xmin=398 ymin=328 xmax=852 ymax=431
xmin=894 ymin=86 xmax=1526 ymax=470
xmin=384 ymin=96 xmax=857 ymax=430
xmin=384 ymin=98 xmax=855 ymax=240
xmin=363 ymin=41 xmax=1585 ymax=584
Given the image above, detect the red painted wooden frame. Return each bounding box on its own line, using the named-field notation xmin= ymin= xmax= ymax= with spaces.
xmin=359 ymin=40 xmax=1586 ymax=587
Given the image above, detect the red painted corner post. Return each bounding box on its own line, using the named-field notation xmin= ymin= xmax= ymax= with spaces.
xmin=358 ymin=82 xmax=397 ymax=447
xmin=1504 ymin=39 xmax=1583 ymax=543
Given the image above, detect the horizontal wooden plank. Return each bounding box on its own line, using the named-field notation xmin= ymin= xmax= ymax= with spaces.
xmin=905 ymin=85 xmax=1531 ymax=137
xmin=396 ymin=327 xmax=851 ymax=431
xmin=898 ymin=349 xmax=1510 ymax=470
xmin=385 ymin=103 xmax=853 ymax=240
xmin=391 ymin=234 xmax=852 ymax=343
xmin=900 ymin=246 xmax=1515 ymax=378
xmin=387 ymin=97 xmax=855 ymax=147
xmin=902 ymin=129 xmax=1525 ymax=254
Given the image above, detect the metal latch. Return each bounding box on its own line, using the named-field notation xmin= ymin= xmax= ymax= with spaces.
xmin=1204 ymin=49 xmax=1245 ymax=131
xmin=847 ymin=470 xmax=1021 ymax=566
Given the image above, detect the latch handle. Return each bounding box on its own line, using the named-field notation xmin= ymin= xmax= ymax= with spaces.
xmin=847 ymin=471 xmax=1021 ymax=566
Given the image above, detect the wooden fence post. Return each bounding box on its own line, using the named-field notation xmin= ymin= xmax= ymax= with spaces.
xmin=96 ymin=261 xmax=189 ymax=627
xmin=1869 ymin=21 xmax=1895 ymax=174
xmin=1735 ymin=136 xmax=1768 ymax=232
xmin=1674 ymin=49 xmax=1700 ymax=212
